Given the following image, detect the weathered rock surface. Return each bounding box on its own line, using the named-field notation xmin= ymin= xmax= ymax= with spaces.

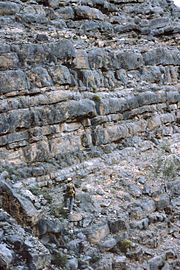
xmin=0 ymin=210 xmax=51 ymax=270
xmin=0 ymin=0 xmax=179 ymax=269
xmin=0 ymin=179 xmax=41 ymax=227
xmin=0 ymin=0 xmax=179 ymax=173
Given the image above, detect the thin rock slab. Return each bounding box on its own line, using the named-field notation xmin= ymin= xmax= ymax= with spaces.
xmin=0 ymin=244 xmax=14 ymax=270
xmin=0 ymin=180 xmax=41 ymax=227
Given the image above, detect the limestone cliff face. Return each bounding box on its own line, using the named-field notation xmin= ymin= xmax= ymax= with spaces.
xmin=0 ymin=0 xmax=179 ymax=184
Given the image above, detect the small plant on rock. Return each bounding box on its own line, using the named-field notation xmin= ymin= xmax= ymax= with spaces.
xmin=52 ymin=252 xmax=67 ymax=268
xmin=50 ymin=206 xmax=67 ymax=219
xmin=118 ymin=239 xmax=132 ymax=253
xmin=159 ymin=140 xmax=171 ymax=153
xmin=29 ymin=187 xmax=52 ymax=203
xmin=29 ymin=186 xmax=41 ymax=196
xmin=42 ymin=191 xmax=52 ymax=203
xmin=154 ymin=153 xmax=179 ymax=180
xmin=41 ymin=187 xmax=52 ymax=203
xmin=92 ymin=95 xmax=101 ymax=102
xmin=91 ymin=85 xmax=97 ymax=92
xmin=161 ymin=154 xmax=179 ymax=180
xmin=90 ymin=254 xmax=101 ymax=264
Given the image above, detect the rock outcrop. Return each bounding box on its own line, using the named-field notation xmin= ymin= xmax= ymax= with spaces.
xmin=0 ymin=0 xmax=179 ymax=269
xmin=0 ymin=0 xmax=179 ymax=185
xmin=0 ymin=179 xmax=41 ymax=227
xmin=0 ymin=209 xmax=51 ymax=270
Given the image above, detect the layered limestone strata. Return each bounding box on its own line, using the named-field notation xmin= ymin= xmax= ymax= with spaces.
xmin=0 ymin=0 xmax=179 ymax=184
xmin=0 ymin=1 xmax=180 ymax=269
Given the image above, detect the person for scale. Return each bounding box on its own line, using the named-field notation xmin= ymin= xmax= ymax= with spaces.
xmin=63 ymin=177 xmax=76 ymax=214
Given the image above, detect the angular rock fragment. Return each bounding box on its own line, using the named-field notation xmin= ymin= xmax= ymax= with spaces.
xmin=86 ymin=223 xmax=110 ymax=244
xmin=0 ymin=70 xmax=29 ymax=95
xmin=108 ymin=216 xmax=128 ymax=233
xmin=98 ymin=236 xmax=117 ymax=251
xmin=148 ymin=255 xmax=165 ymax=270
xmin=0 ymin=53 xmax=19 ymax=70
xmin=113 ymin=255 xmax=127 ymax=270
xmin=74 ymin=6 xmax=105 ymax=20
xmin=17 ymin=5 xmax=47 ymax=24
xmin=0 ymin=244 xmax=13 ymax=270
xmin=23 ymin=237 xmax=51 ymax=269
xmin=0 ymin=1 xmax=20 ymax=15
xmin=0 ymin=180 xmax=41 ymax=227
xmin=0 ymin=210 xmax=51 ymax=270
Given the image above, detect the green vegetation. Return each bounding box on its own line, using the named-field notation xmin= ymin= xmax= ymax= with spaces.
xmin=0 ymin=166 xmax=21 ymax=178
xmin=52 ymin=252 xmax=67 ymax=268
xmin=41 ymin=189 xmax=52 ymax=203
xmin=154 ymin=153 xmax=179 ymax=180
xmin=30 ymin=186 xmax=52 ymax=203
xmin=152 ymin=138 xmax=179 ymax=181
xmin=90 ymin=254 xmax=101 ymax=264
xmin=50 ymin=206 xmax=67 ymax=219
xmin=118 ymin=239 xmax=132 ymax=253
xmin=160 ymin=154 xmax=179 ymax=180
xmin=29 ymin=186 xmax=40 ymax=196
xmin=92 ymin=95 xmax=101 ymax=102
xmin=159 ymin=140 xmax=171 ymax=153
xmin=91 ymin=85 xmax=97 ymax=92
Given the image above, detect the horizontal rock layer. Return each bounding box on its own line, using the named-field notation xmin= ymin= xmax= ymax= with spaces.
xmin=0 ymin=0 xmax=179 ymax=183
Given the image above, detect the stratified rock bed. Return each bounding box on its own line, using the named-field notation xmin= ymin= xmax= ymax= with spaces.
xmin=0 ymin=0 xmax=179 ymax=269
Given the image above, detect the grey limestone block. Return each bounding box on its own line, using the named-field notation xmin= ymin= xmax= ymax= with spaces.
xmin=143 ymin=48 xmax=180 ymax=66
xmin=0 ymin=53 xmax=19 ymax=70
xmin=0 ymin=244 xmax=14 ymax=270
xmin=0 ymin=70 xmax=30 ymax=95
xmin=0 ymin=1 xmax=21 ymax=16
xmin=74 ymin=6 xmax=105 ymax=21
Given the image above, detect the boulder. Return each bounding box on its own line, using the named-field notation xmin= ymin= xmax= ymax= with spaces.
xmin=108 ymin=216 xmax=128 ymax=234
xmin=0 ymin=53 xmax=19 ymax=70
xmin=113 ymin=255 xmax=127 ymax=270
xmin=98 ymin=237 xmax=117 ymax=251
xmin=0 ymin=70 xmax=29 ymax=95
xmin=66 ymin=257 xmax=79 ymax=270
xmin=0 ymin=180 xmax=41 ymax=227
xmin=23 ymin=237 xmax=51 ymax=269
xmin=143 ymin=48 xmax=180 ymax=66
xmin=0 ymin=244 xmax=14 ymax=270
xmin=148 ymin=255 xmax=165 ymax=270
xmin=0 ymin=1 xmax=20 ymax=15
xmin=74 ymin=6 xmax=105 ymax=20
xmin=86 ymin=223 xmax=110 ymax=244
xmin=155 ymin=194 xmax=170 ymax=211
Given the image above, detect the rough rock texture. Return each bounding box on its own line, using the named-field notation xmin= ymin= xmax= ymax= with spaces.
xmin=0 ymin=0 xmax=179 ymax=181
xmin=0 ymin=209 xmax=51 ymax=270
xmin=0 ymin=0 xmax=179 ymax=269
xmin=0 ymin=179 xmax=41 ymax=227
